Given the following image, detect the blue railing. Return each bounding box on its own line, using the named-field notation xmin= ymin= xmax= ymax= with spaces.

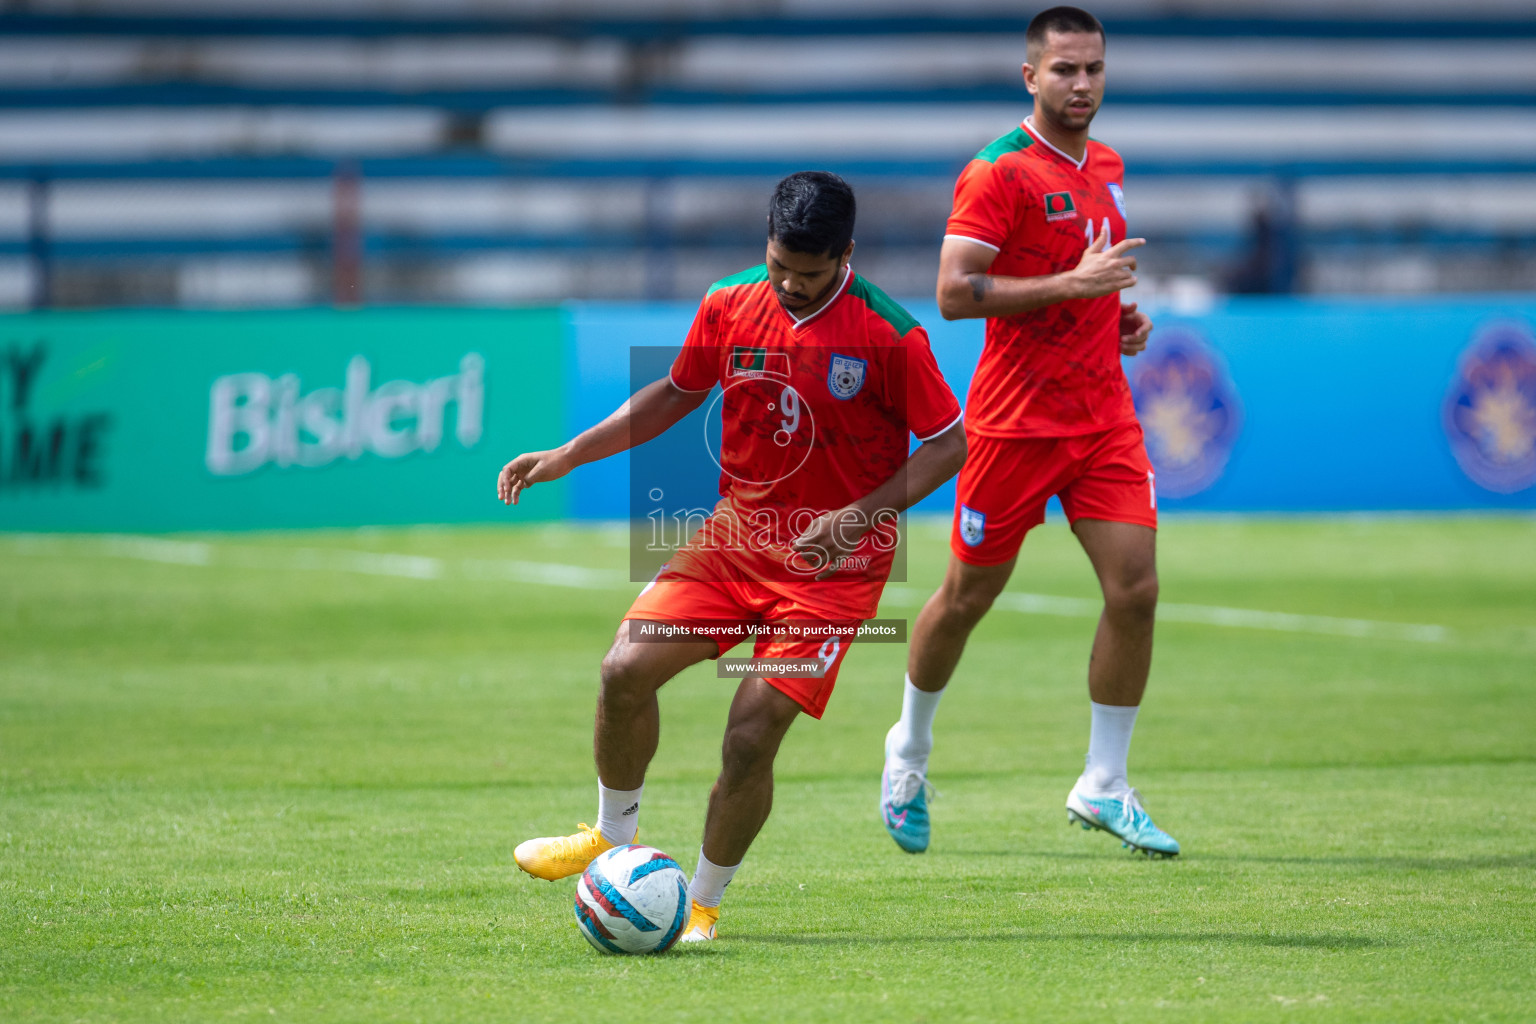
xmin=1 ymin=86 xmax=1531 ymax=110
xmin=4 ymin=155 xmax=1536 ymax=181
xmin=2 ymin=13 xmax=1535 ymax=40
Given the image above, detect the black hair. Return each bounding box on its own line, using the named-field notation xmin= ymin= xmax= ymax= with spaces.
xmin=766 ymin=171 xmax=856 ymax=259
xmin=1026 ymin=6 xmax=1105 ymax=63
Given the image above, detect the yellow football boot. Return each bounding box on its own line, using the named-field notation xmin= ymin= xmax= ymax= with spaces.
xmin=513 ymin=823 xmax=617 ymax=881
xmin=677 ymin=900 xmax=720 ymax=942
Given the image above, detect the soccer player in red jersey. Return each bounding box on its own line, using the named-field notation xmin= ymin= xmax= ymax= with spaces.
xmin=879 ymin=7 xmax=1180 ymax=858
xmin=499 ymin=172 xmax=966 ymax=940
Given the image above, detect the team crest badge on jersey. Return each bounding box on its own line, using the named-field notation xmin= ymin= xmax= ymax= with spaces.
xmin=827 ymin=353 xmax=867 ymax=400
xmin=1107 ymin=183 xmax=1126 ymax=218
xmin=1129 ymin=329 xmax=1243 ymax=499
xmin=1043 ymin=191 xmax=1077 ymax=222
xmin=1442 ymin=321 xmax=1536 ymax=494
xmin=958 ymin=505 xmax=986 ymax=547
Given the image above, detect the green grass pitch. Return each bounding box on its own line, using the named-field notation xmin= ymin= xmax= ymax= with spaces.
xmin=2 ymin=517 xmax=1533 ymax=1022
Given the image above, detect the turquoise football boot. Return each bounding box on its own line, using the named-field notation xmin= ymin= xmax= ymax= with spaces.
xmin=880 ymin=725 xmax=935 ymax=853
xmin=1066 ymin=782 xmax=1180 ymax=858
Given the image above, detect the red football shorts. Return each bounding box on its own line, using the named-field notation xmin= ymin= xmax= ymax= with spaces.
xmin=622 ymin=549 xmax=862 ymax=719
xmin=951 ymin=423 xmax=1158 ymax=566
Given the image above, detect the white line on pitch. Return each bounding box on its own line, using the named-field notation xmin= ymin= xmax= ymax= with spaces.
xmin=4 ymin=537 xmax=1451 ymax=642
xmin=5 ymin=533 xmax=215 ymax=566
xmin=879 ymin=586 xmax=1450 ymax=644
xmin=2 ymin=535 xmax=625 ymax=587
xmin=1152 ymin=601 xmax=1449 ymax=643
xmin=3 ymin=534 xmax=446 ymax=580
xmin=460 ymin=558 xmax=625 ymax=589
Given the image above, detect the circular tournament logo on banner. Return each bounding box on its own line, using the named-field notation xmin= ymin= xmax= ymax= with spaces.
xmin=1129 ymin=328 xmax=1243 ymax=499
xmin=1442 ymin=321 xmax=1536 ymax=494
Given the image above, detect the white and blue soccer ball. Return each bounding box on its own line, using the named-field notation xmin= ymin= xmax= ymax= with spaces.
xmin=573 ymin=844 xmax=689 ymax=955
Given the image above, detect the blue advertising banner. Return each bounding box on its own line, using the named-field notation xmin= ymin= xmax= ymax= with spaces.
xmin=566 ymin=296 xmax=1536 ymax=517
xmin=5 ymin=298 xmax=1531 ymax=532
xmin=1154 ymin=299 xmax=1536 ymax=512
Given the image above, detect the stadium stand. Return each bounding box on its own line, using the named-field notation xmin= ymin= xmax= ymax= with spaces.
xmin=0 ymin=0 xmax=1533 ymax=306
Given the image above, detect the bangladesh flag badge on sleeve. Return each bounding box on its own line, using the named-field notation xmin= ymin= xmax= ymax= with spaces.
xmin=1043 ymin=191 xmax=1077 ymax=222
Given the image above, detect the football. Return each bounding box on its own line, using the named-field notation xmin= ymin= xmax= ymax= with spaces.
xmin=573 ymin=845 xmax=690 ymax=955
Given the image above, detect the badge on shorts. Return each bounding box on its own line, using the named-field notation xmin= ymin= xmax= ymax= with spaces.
xmin=959 ymin=504 xmax=986 ymax=547
xmin=827 ymin=353 xmax=867 ymax=400
xmin=1043 ymin=191 xmax=1078 ymax=222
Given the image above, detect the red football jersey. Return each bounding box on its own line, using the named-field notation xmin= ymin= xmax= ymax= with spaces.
xmin=945 ymin=118 xmax=1138 ymax=438
xmin=669 ymin=264 xmax=962 ymax=616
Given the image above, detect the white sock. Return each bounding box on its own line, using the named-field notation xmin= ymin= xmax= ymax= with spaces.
xmin=687 ymin=848 xmax=741 ymax=908
xmin=1081 ymin=701 xmax=1139 ymax=794
xmin=890 ymin=673 xmax=945 ymax=766
xmin=596 ymin=781 xmax=643 ymax=845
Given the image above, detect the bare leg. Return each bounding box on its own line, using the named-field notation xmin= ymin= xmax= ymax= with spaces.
xmin=1071 ymin=519 xmax=1159 ymax=706
xmin=1063 ymin=519 xmax=1180 ymax=853
xmin=699 ymin=677 xmax=803 ymax=866
xmin=595 ymin=622 xmax=718 ymax=789
xmin=906 ymin=554 xmax=1018 ymax=692
xmin=513 ymin=623 xmax=719 ymax=879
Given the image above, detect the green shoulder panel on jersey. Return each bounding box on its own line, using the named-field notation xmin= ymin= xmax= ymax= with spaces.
xmin=974 ymin=127 xmax=1034 ymax=164
xmin=706 ymin=264 xmax=770 ymax=295
xmin=848 ymin=274 xmax=920 ymax=338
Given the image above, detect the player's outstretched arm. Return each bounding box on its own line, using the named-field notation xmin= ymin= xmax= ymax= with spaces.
xmin=936 ymin=225 xmax=1144 ymax=321
xmin=791 ymin=421 xmax=967 ymax=580
xmin=497 ymin=377 xmax=708 ymax=506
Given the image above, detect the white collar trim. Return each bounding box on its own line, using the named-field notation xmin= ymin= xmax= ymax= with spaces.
xmin=1023 ymin=117 xmax=1086 ymax=171
xmin=786 ymin=265 xmax=852 ymax=329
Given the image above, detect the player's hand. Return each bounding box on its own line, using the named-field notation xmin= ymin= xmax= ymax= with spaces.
xmin=1119 ymin=301 xmax=1153 ymax=356
xmin=496 ymin=447 xmax=573 ymax=506
xmin=790 ymin=508 xmax=870 ymax=581
xmin=1069 ymin=223 xmax=1144 ymax=299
